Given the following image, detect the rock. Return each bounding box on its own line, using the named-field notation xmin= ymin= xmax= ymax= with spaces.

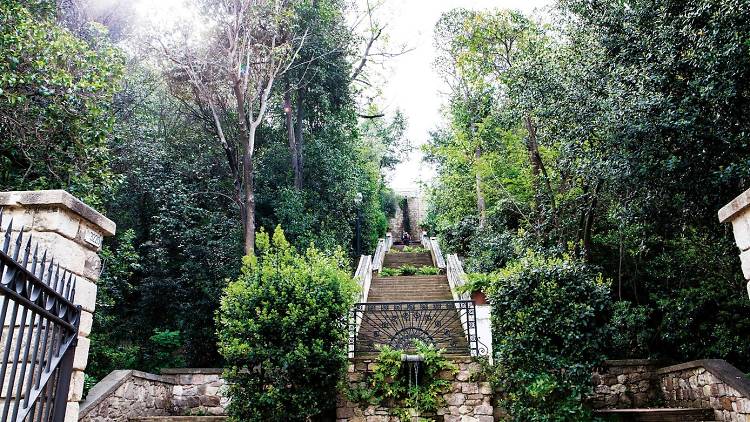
xmin=474 ymin=404 xmax=493 ymax=415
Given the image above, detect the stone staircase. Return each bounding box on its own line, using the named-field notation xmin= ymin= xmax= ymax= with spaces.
xmin=355 ymin=249 xmax=470 ymax=356
xmin=595 ymin=408 xmax=715 ymax=421
xmin=367 ymin=275 xmax=453 ymax=301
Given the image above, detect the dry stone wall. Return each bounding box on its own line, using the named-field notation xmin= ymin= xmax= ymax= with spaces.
xmin=337 ymin=357 xmax=494 ymax=422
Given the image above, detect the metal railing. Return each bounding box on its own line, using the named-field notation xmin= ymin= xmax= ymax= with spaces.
xmin=0 ymin=209 xmax=81 ymax=422
xmin=348 ymin=300 xmax=487 ymax=356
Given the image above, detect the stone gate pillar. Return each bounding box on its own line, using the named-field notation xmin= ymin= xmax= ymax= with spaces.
xmin=719 ymin=187 xmax=750 ymax=299
xmin=0 ymin=190 xmax=115 ymax=421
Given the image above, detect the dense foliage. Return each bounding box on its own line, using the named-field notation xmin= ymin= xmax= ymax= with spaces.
xmin=1 ymin=0 xmax=407 ymax=385
xmin=216 ymin=227 xmax=357 ymax=421
xmin=490 ymin=252 xmax=610 ymax=421
xmin=426 ymin=1 xmax=750 ymax=419
xmin=0 ymin=1 xmax=124 ymax=208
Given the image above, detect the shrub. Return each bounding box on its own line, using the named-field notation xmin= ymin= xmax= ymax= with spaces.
xmin=400 ymin=264 xmax=418 ymax=276
xmin=416 ymin=266 xmax=441 ymax=276
xmin=216 ymin=226 xmax=358 ymax=421
xmin=490 ymin=251 xmax=611 ymax=421
xmin=608 ymin=301 xmax=654 ymax=359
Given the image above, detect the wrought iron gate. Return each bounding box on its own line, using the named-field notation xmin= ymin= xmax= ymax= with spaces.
xmin=349 ymin=300 xmax=487 ymax=356
xmin=0 ymin=209 xmax=80 ymax=421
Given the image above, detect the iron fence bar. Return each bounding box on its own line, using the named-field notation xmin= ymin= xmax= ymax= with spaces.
xmin=0 ymin=210 xmax=81 ymax=422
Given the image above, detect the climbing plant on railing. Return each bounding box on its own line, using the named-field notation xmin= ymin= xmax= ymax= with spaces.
xmin=346 ymin=342 xmax=458 ymax=420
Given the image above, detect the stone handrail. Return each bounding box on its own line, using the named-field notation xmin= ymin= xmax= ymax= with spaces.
xmin=371 ymin=235 xmax=392 ymax=271
xmin=354 ymin=255 xmax=373 ymax=303
xmin=420 ymin=232 xmax=446 ymax=269
xmin=446 ymin=254 xmax=470 ymax=301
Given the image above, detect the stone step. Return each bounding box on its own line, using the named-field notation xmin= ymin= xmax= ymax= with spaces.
xmin=129 ymin=418 xmax=228 ymax=422
xmin=382 ymin=253 xmax=433 ymax=268
xmin=595 ymin=408 xmax=715 ymax=421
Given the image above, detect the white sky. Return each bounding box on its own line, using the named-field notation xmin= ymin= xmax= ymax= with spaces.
xmin=376 ymin=0 xmax=553 ymax=193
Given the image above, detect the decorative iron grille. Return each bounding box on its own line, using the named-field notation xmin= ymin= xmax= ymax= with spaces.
xmin=0 ymin=208 xmax=81 ymax=421
xmin=349 ymin=300 xmax=487 ymax=356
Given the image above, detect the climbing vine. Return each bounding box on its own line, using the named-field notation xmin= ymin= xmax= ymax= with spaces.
xmin=347 ymin=342 xmax=457 ymax=420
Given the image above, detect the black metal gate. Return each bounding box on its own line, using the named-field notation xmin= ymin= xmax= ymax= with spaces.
xmin=349 ymin=300 xmax=487 ymax=356
xmin=0 ymin=209 xmax=80 ymax=421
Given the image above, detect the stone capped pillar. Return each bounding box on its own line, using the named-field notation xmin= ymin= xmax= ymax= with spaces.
xmin=0 ymin=190 xmax=115 ymax=421
xmin=718 ymin=187 xmax=750 ymax=299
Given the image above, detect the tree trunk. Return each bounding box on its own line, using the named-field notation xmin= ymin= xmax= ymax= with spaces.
xmin=243 ymin=130 xmax=256 ymax=255
xmin=295 ymin=86 xmax=304 ymax=185
xmin=475 ymin=146 xmax=486 ymax=227
xmin=284 ymin=89 xmax=302 ymax=189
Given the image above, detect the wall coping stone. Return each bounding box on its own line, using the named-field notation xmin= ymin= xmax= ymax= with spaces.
xmin=719 ymin=187 xmax=750 ymax=223
xmin=161 ymin=368 xmax=224 ymax=375
xmin=656 ymin=359 xmax=750 ymax=397
xmin=0 ymin=190 xmax=116 ymax=236
xmin=79 ymin=370 xmax=176 ymax=419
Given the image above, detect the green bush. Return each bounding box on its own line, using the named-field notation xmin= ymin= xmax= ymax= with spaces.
xmin=490 ymin=252 xmax=611 ymax=421
xmin=608 ymin=301 xmax=654 ymax=359
xmin=216 ymin=226 xmax=358 ymax=421
xmin=416 ymin=266 xmax=441 ymax=276
xmin=379 ymin=265 xmax=440 ymax=277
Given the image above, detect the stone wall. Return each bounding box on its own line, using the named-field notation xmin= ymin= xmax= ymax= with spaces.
xmin=163 ymin=368 xmax=228 ymax=415
xmin=591 ymin=359 xmax=661 ymax=409
xmin=592 ymin=359 xmax=750 ymax=422
xmin=79 ymin=368 xmax=228 ymax=421
xmin=337 ymin=357 xmax=494 ymax=422
xmin=658 ymin=360 xmax=750 ymax=422
xmin=79 ymin=371 xmax=174 ymax=421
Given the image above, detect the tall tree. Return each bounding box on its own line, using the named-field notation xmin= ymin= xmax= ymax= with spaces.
xmin=158 ymin=0 xmax=306 ymax=254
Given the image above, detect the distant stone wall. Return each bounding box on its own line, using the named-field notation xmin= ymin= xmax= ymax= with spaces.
xmin=591 ymin=359 xmax=661 ymax=409
xmin=163 ymin=368 xmax=228 ymax=415
xmin=79 ymin=368 xmax=228 ymax=421
xmin=337 ymin=357 xmax=494 ymax=422
xmin=592 ymin=359 xmax=750 ymax=422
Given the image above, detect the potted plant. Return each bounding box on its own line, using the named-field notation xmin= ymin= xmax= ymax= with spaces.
xmin=456 ymin=273 xmax=494 ymax=305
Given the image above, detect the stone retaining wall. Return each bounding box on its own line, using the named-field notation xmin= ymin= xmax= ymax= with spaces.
xmin=337 ymin=357 xmax=494 ymax=422
xmin=591 ymin=359 xmax=662 ymax=409
xmin=658 ymin=360 xmax=750 ymax=422
xmin=79 ymin=368 xmax=227 ymax=421
xmin=592 ymin=359 xmax=750 ymax=422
